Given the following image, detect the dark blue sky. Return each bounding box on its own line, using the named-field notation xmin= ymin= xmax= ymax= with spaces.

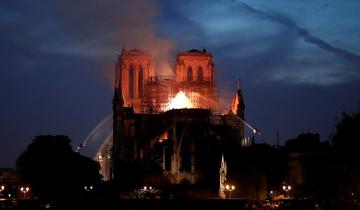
xmin=1 ymin=0 xmax=360 ymax=167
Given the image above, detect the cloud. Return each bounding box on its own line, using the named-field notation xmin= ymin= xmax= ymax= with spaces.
xmin=234 ymin=1 xmax=360 ymax=72
xmin=155 ymin=0 xmax=208 ymax=52
xmin=189 ymin=0 xmax=358 ymax=86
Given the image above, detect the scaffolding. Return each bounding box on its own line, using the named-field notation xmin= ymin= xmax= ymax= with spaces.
xmin=140 ymin=76 xmax=219 ymax=114
xmin=141 ymin=76 xmax=176 ymax=114
xmin=179 ymin=79 xmax=218 ymax=110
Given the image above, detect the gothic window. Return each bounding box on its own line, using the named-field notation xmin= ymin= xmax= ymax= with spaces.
xmin=198 ymin=67 xmax=203 ymax=81
xmin=138 ymin=65 xmax=144 ymax=97
xmin=187 ymin=66 xmax=193 ymax=82
xmin=129 ymin=64 xmax=134 ymax=98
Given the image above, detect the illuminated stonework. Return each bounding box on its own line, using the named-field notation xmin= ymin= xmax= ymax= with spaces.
xmin=112 ymin=48 xmax=246 ymax=193
xmin=174 ymin=49 xmax=214 ymax=82
xmin=115 ymin=48 xmax=218 ymax=113
xmin=173 ymin=49 xmax=218 ymax=110
xmin=115 ymin=48 xmax=154 ymax=113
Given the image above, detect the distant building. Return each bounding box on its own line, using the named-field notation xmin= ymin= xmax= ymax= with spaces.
xmin=95 ymin=135 xmax=112 ymax=181
xmin=0 ymin=168 xmax=24 ymax=198
xmin=0 ymin=168 xmax=19 ymax=185
xmin=284 ymin=133 xmax=330 ymax=197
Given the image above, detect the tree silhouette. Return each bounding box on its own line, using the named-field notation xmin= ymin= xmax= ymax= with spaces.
xmin=332 ymin=112 xmax=360 ymax=151
xmin=331 ymin=113 xmax=360 ymax=197
xmin=16 ymin=135 xmax=101 ymax=200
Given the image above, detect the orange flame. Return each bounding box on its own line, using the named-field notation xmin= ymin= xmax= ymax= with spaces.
xmin=165 ymin=91 xmax=193 ymax=111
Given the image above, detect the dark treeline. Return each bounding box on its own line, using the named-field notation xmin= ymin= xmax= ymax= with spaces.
xmin=16 ymin=135 xmax=102 ymax=201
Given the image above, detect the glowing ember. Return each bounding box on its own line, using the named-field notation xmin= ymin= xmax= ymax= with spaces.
xmin=165 ymin=91 xmax=193 ymax=111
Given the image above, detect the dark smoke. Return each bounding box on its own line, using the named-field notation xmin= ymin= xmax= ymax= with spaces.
xmin=35 ymin=0 xmax=174 ymax=76
xmin=237 ymin=1 xmax=360 ymax=65
xmin=114 ymin=0 xmax=175 ymax=75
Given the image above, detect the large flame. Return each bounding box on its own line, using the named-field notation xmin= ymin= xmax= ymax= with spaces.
xmin=165 ymin=91 xmax=193 ymax=111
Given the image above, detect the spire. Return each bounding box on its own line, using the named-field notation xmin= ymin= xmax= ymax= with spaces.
xmin=219 ymin=153 xmax=227 ymax=199
xmin=236 ymin=79 xmax=245 ymax=118
xmin=121 ymin=46 xmax=126 ymax=53
xmin=221 ymin=153 xmax=227 ymax=170
xmin=230 ymin=79 xmax=245 ymax=116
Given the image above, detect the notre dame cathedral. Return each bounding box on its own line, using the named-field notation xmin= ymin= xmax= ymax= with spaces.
xmin=111 ymin=48 xmax=246 ymax=197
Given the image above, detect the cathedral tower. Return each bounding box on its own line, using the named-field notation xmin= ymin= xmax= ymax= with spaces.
xmin=115 ymin=48 xmax=154 ymax=113
xmin=174 ymin=48 xmax=215 ymax=82
xmin=174 ymin=49 xmax=218 ymax=110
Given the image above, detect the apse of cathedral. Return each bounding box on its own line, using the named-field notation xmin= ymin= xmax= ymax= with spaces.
xmin=111 ymin=48 xmax=246 ymax=196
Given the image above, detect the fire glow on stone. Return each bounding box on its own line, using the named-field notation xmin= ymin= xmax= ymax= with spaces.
xmin=165 ymin=91 xmax=193 ymax=111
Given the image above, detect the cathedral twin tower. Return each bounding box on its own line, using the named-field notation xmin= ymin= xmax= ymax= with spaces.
xmin=111 ymin=48 xmax=246 ymax=189
xmin=114 ymin=48 xmax=218 ymax=113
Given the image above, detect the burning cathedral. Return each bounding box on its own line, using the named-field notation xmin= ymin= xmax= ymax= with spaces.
xmin=108 ymin=48 xmax=246 ymax=197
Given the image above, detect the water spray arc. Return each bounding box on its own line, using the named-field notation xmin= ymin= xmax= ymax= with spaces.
xmin=198 ymin=93 xmax=261 ymax=137
xmin=76 ymin=115 xmax=112 ymax=153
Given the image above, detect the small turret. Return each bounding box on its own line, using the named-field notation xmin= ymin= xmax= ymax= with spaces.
xmin=219 ymin=153 xmax=227 ymax=198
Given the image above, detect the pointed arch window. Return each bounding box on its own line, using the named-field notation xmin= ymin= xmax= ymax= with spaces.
xmin=187 ymin=66 xmax=193 ymax=82
xmin=129 ymin=64 xmax=134 ymax=98
xmin=198 ymin=67 xmax=203 ymax=81
xmin=138 ymin=65 xmax=144 ymax=97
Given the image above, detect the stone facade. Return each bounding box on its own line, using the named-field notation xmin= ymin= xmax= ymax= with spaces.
xmin=174 ymin=49 xmax=214 ymax=82
xmin=112 ymin=48 xmax=246 ymax=193
xmin=115 ymin=48 xmax=218 ymax=113
xmin=115 ymin=49 xmax=154 ymax=113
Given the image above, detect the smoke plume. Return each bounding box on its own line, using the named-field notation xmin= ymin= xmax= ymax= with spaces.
xmin=117 ymin=0 xmax=174 ymax=76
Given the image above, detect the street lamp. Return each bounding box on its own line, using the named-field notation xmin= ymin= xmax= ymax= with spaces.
xmin=269 ymin=190 xmax=275 ymax=198
xmin=282 ymin=185 xmax=291 ymax=198
xmin=138 ymin=185 xmax=157 ymax=199
xmin=143 ymin=185 xmax=153 ymax=191
xmin=225 ymin=184 xmax=235 ymax=199
xmin=20 ymin=186 xmax=30 ymax=199
xmin=0 ymin=185 xmax=4 ymax=197
xmin=84 ymin=185 xmax=94 ymax=192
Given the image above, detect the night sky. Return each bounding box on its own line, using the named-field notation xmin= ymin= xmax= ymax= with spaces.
xmin=1 ymin=0 xmax=360 ymax=167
